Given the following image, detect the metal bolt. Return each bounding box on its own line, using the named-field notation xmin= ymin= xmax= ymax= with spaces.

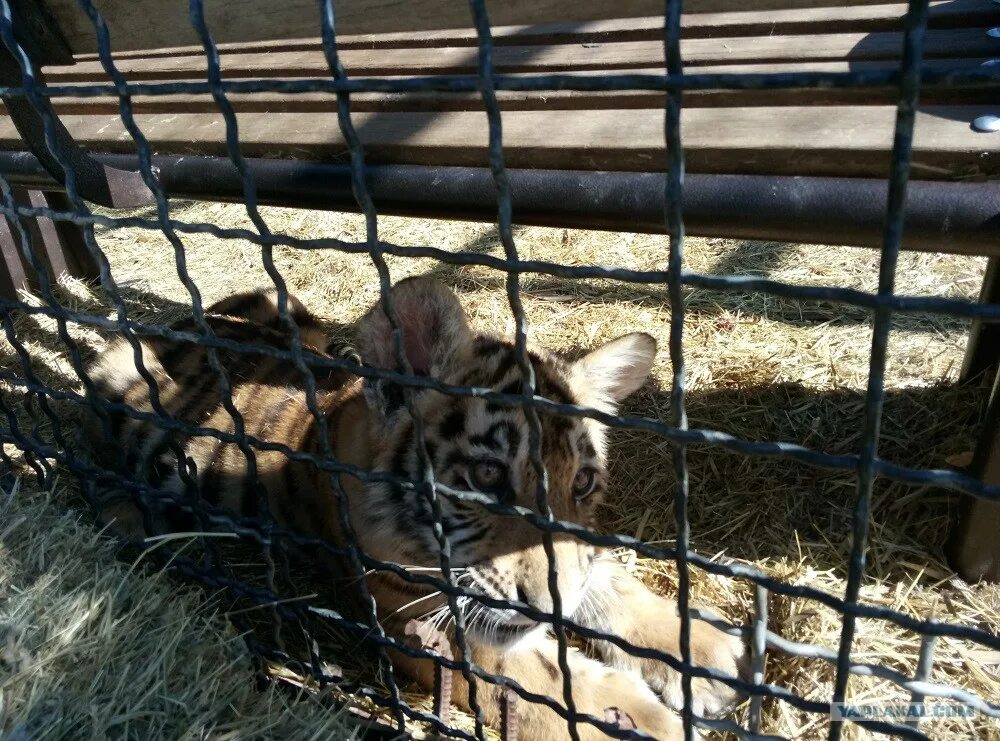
xmin=973 ymin=115 xmax=1000 ymax=132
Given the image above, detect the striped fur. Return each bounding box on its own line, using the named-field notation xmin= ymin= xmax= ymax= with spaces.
xmin=84 ymin=278 xmax=746 ymax=740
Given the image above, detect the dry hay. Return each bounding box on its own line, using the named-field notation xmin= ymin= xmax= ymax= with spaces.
xmin=0 ymin=478 xmax=351 ymax=739
xmin=0 ymin=199 xmax=998 ymax=740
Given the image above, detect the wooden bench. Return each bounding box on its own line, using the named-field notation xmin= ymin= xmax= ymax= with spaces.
xmin=9 ymin=1 xmax=1000 ymax=181
xmin=0 ymin=0 xmax=998 ymax=582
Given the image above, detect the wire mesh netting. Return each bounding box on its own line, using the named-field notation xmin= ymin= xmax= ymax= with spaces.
xmin=0 ymin=0 xmax=999 ymax=739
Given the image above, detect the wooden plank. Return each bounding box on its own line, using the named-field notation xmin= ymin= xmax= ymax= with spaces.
xmin=37 ymin=59 xmax=998 ymax=114
xmin=13 ymin=188 xmax=69 ymax=281
xmin=44 ymin=29 xmax=998 ymax=82
xmin=960 ymin=257 xmax=1000 ymax=384
xmin=947 ymin=371 xmax=1000 ymax=584
xmin=43 ymin=0 xmax=904 ymax=55
xmin=0 ymin=106 xmax=994 ymax=180
xmin=0 ymin=215 xmax=31 ymax=302
xmin=71 ymin=1 xmax=1000 ymax=59
xmin=310 ymin=0 xmax=1000 ymax=44
xmin=39 ymin=83 xmax=998 ymax=114
xmin=20 ymin=191 xmax=100 ymax=282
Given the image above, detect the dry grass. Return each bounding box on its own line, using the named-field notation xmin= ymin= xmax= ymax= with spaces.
xmin=0 ymin=478 xmax=352 ymax=739
xmin=1 ymin=200 xmax=998 ymax=739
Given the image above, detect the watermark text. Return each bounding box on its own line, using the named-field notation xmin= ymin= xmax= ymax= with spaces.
xmin=831 ymin=702 xmax=977 ymax=721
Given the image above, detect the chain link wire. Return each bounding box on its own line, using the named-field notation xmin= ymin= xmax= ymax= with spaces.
xmin=0 ymin=0 xmax=998 ymax=739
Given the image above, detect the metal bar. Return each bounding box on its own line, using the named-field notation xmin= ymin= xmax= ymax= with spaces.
xmin=0 ymin=152 xmax=996 ymax=256
xmin=316 ymin=0 xmax=479 ymax=732
xmin=405 ymin=620 xmax=455 ymax=725
xmin=467 ymin=0 xmax=578 ymax=738
xmin=451 ymin=0 xmax=577 ymax=736
xmin=662 ymin=0 xmax=694 ymax=734
xmin=829 ymin=0 xmax=931 ymax=738
xmin=907 ymin=633 xmax=937 ymax=730
xmin=500 ymin=689 xmax=518 ymax=741
xmin=749 ymin=585 xmax=768 ymax=734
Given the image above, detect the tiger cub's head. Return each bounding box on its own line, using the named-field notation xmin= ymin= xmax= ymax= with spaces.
xmin=355 ymin=277 xmax=656 ymax=644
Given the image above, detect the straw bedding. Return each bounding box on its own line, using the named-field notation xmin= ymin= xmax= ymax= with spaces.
xmin=1 ymin=201 xmax=997 ymax=739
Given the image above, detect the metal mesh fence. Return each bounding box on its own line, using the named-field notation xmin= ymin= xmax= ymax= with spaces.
xmin=0 ymin=0 xmax=998 ymax=739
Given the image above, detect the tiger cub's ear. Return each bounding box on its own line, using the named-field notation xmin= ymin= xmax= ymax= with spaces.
xmin=357 ymin=277 xmax=473 ymax=379
xmin=571 ymin=332 xmax=657 ymax=412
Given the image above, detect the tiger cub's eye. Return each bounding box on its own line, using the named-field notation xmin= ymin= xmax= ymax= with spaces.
xmin=572 ymin=468 xmax=597 ymax=501
xmin=471 ymin=459 xmax=507 ymax=493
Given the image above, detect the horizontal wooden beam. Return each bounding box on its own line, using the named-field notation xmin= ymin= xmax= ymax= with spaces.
xmin=45 ymin=29 xmax=998 ymax=82
xmin=1 ymin=106 xmax=994 ymax=180
xmin=35 ymin=84 xmax=998 ymax=115
xmin=45 ymin=0 xmax=907 ymax=55
xmin=33 ymin=59 xmax=999 ymax=114
xmin=70 ymin=1 xmax=999 ymax=59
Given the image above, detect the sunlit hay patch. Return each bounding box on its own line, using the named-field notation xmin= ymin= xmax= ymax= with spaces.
xmin=0 ymin=201 xmax=995 ymax=739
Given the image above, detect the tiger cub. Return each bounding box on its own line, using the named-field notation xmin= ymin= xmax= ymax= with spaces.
xmin=84 ymin=277 xmax=747 ymax=739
